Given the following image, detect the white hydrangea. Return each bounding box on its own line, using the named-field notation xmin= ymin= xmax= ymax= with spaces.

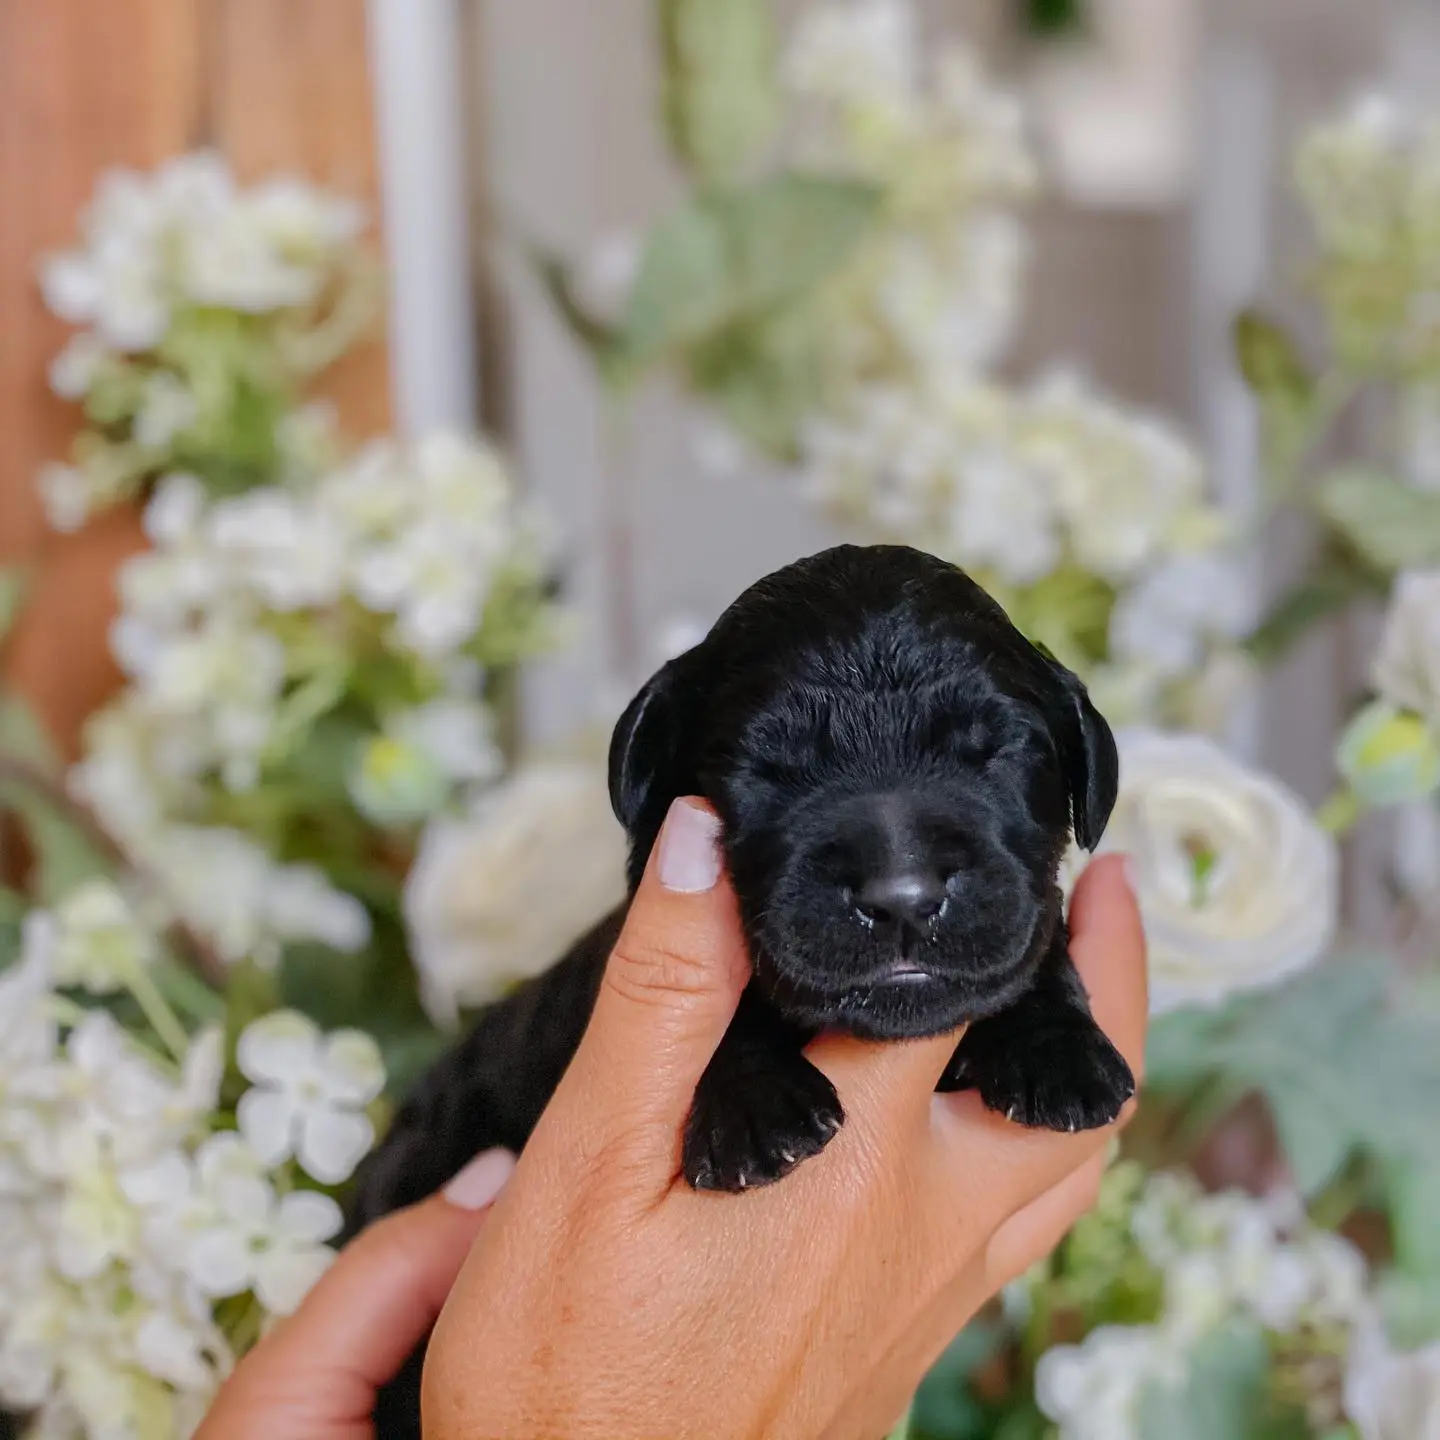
xmin=144 ymin=826 xmax=370 ymax=968
xmin=1036 ymin=1324 xmax=1182 ymax=1440
xmin=1344 ymin=1313 xmax=1440 ymax=1440
xmin=405 ymin=761 xmax=629 ymax=1026
xmin=1109 ymin=552 xmax=1253 ymax=680
xmin=39 ymin=152 xmax=364 ymax=354
xmin=784 ymin=0 xmax=919 ymax=111
xmin=0 ymin=953 xmax=358 ymax=1432
xmin=1039 ymin=1172 xmax=1373 ymax=1440
xmin=334 ymin=432 xmax=548 ymax=659
xmin=21 ymin=879 xmax=160 ymax=997
xmin=236 ymin=1011 xmax=385 ymax=1186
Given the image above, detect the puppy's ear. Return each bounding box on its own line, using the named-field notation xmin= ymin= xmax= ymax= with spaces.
xmin=608 ymin=653 xmax=700 ymax=885
xmin=1037 ymin=646 xmax=1119 ymax=851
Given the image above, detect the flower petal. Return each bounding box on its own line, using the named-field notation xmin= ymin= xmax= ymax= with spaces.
xmin=318 ymin=1030 xmax=385 ymax=1106
xmin=236 ymin=1010 xmax=318 ymax=1085
xmin=298 ymin=1105 xmax=374 ymax=1185
xmin=255 ymin=1243 xmax=334 ymax=1317
xmin=185 ymin=1228 xmax=255 ymax=1298
xmin=236 ymin=1088 xmax=298 ymax=1169
xmin=275 ymin=1189 xmax=343 ymax=1245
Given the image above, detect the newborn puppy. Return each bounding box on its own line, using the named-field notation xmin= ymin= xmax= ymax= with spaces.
xmin=348 ymin=543 xmax=1132 ymax=1436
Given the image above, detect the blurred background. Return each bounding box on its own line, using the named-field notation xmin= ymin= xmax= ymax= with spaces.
xmin=5 ymin=2 xmax=1440 ymax=1438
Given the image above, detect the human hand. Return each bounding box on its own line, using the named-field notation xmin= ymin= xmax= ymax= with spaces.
xmin=194 ymin=1148 xmax=516 ymax=1440
xmin=424 ymin=797 xmax=1147 ymax=1440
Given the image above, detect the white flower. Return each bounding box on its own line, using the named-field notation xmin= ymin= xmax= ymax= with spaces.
xmin=146 ymin=826 xmax=370 ymax=966
xmin=38 ymin=462 xmax=95 ymax=533
xmin=405 ymin=762 xmax=629 ymax=1025
xmin=1021 ymin=372 xmax=1212 ymax=583
xmin=142 ymin=470 xmax=208 ymax=547
xmin=184 ymin=1171 xmax=341 ymax=1315
xmin=48 ymin=333 xmax=110 ymax=400
xmin=1374 ymin=570 xmax=1440 ymax=727
xmin=1110 ymin=554 xmax=1252 ymax=679
xmin=1035 ymin=1325 xmax=1182 ymax=1440
xmin=348 ymin=699 xmax=500 ymax=828
xmin=236 ymin=1011 xmax=385 ymax=1184
xmin=1091 ymin=730 xmax=1338 ymax=1014
xmin=1344 ymin=1315 xmax=1440 ymax=1440
xmin=133 ymin=372 xmax=198 ymax=450
xmin=785 ymin=0 xmax=919 ymax=109
xmin=205 ymin=485 xmax=348 ymax=611
xmin=24 ymin=880 xmax=159 ymax=996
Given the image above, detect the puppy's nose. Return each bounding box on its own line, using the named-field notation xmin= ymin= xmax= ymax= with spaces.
xmin=853 ymin=868 xmax=949 ymax=935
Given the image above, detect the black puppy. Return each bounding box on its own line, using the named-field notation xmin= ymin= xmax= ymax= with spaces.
xmin=347 ymin=544 xmax=1133 ymax=1436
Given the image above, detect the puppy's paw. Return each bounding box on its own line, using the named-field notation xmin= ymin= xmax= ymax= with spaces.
xmin=943 ymin=1014 xmax=1134 ymax=1133
xmin=683 ymin=1057 xmax=844 ymax=1192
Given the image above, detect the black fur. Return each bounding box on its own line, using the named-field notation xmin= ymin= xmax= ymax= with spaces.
xmin=347 ymin=544 xmax=1132 ymax=1438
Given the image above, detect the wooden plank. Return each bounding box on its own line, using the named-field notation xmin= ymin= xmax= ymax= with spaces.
xmin=0 ymin=0 xmax=390 ymax=756
xmin=211 ymin=0 xmax=391 ymax=435
xmin=0 ymin=0 xmax=201 ymax=754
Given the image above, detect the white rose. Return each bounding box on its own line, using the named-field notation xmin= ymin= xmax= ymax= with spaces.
xmin=404 ymin=762 xmax=629 ymax=1026
xmin=1091 ymin=730 xmax=1338 ymax=1015
xmin=1374 ymin=570 xmax=1440 ymax=728
xmin=1344 ymin=1316 xmax=1440 ymax=1440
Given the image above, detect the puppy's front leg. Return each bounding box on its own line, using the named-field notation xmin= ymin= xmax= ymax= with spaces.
xmin=683 ymin=987 xmax=844 ymax=1191
xmin=937 ymin=929 xmax=1134 ymax=1133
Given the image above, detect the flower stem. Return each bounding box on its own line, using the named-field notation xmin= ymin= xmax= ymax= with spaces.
xmin=0 ymin=755 xmax=228 ymax=986
xmin=124 ymin=956 xmax=191 ymax=1064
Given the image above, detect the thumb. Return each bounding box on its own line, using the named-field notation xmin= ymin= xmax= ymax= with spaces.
xmin=566 ymin=797 xmax=749 ymax=1163
xmin=196 ymin=1149 xmax=515 ymax=1440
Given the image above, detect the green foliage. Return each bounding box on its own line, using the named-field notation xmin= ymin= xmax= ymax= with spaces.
xmin=1377 ymin=1157 xmax=1440 ymax=1346
xmin=1146 ymin=965 xmax=1440 ymax=1198
xmin=1245 ymin=556 xmax=1388 ymax=666
xmin=1137 ymin=1322 xmax=1282 ymax=1440
xmin=1314 ymin=467 xmax=1440 ymax=572
xmin=1019 ymin=0 xmax=1089 ymax=37
xmin=658 ymin=0 xmax=779 ymax=186
xmin=617 ymin=173 xmax=883 ymax=369
xmin=0 ymin=566 xmax=30 ymax=645
xmin=911 ymin=1318 xmax=1008 ymax=1440
xmin=0 ymin=695 xmax=112 ymax=904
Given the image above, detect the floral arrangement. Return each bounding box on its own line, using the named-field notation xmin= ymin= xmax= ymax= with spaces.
xmin=0 ymin=155 xmax=626 ymax=1438
xmin=551 ymin=0 xmax=1249 ymax=731
xmin=540 ymin=5 xmax=1440 ymax=1438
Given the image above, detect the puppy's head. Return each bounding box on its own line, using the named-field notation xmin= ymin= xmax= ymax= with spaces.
xmin=608 ymin=545 xmax=1117 ymax=1039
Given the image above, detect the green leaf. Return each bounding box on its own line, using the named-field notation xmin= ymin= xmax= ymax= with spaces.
xmin=658 ymin=0 xmax=779 ymax=186
xmin=1138 ymin=1322 xmax=1270 ymax=1440
xmin=619 ymin=173 xmax=882 ymax=367
xmin=0 ymin=695 xmax=111 ymax=903
xmin=1020 ymin=0 xmax=1090 ymax=37
xmin=912 ymin=1317 xmax=1007 ymax=1440
xmin=1244 ymin=561 xmax=1386 ymax=665
xmin=1234 ymin=312 xmax=1313 ymax=402
xmin=528 ymin=246 xmax=624 ymax=372
xmin=0 ymin=566 xmax=31 ymax=646
xmin=1314 ymin=467 xmax=1440 ymax=572
xmin=1146 ymin=964 xmax=1440 ymax=1197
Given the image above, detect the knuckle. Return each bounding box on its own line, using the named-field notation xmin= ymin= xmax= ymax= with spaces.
xmin=603 ymin=933 xmax=710 ymax=1010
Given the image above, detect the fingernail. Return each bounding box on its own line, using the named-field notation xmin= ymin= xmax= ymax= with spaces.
xmin=658 ymin=798 xmax=723 ymax=893
xmin=443 ymin=1148 xmax=516 ymax=1210
xmin=1118 ymin=854 xmax=1137 ymax=893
